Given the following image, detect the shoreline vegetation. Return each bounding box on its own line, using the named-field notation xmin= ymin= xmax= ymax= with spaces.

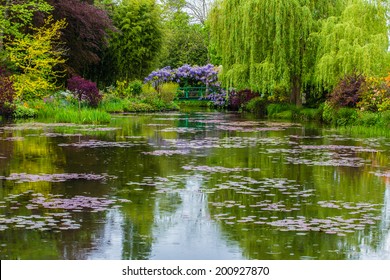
xmin=1 ymin=1 xmax=389 ymax=136
xmin=1 ymin=95 xmax=389 ymax=138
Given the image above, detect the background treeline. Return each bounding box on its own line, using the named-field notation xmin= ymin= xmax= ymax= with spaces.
xmin=1 ymin=0 xmax=390 ymax=128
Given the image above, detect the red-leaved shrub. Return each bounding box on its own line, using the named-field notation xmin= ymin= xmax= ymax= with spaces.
xmin=67 ymin=76 xmax=102 ymax=107
xmin=228 ymin=89 xmax=260 ymax=111
xmin=0 ymin=66 xmax=16 ymax=116
xmin=328 ymin=73 xmax=365 ymax=108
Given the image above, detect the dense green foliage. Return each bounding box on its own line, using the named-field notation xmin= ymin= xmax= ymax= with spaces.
xmin=100 ymin=0 xmax=163 ymax=84
xmin=159 ymin=0 xmax=208 ymax=68
xmin=209 ymin=0 xmax=390 ymax=105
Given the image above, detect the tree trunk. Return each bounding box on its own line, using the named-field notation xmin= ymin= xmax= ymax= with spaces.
xmin=290 ymin=75 xmax=302 ymax=106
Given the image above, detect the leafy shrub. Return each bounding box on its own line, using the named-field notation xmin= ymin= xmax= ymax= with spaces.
xmin=244 ymin=96 xmax=267 ymax=115
xmin=329 ymin=73 xmax=365 ymax=108
xmin=114 ymin=80 xmax=143 ymax=97
xmin=267 ymin=84 xmax=290 ymax=103
xmin=159 ymin=82 xmax=179 ymax=103
xmin=322 ymin=101 xmax=336 ymax=123
xmin=128 ymin=80 xmax=143 ymax=96
xmin=379 ymin=111 xmax=390 ymax=127
xmin=124 ymin=102 xmax=154 ymax=112
xmin=297 ymin=108 xmax=322 ymax=121
xmin=0 ymin=66 xmax=16 ymax=116
xmin=141 ymin=84 xmax=158 ymax=103
xmin=357 ymin=76 xmax=390 ymax=112
xmin=267 ymin=103 xmax=294 ymax=117
xmin=67 ymin=76 xmax=102 ymax=107
xmin=13 ymin=104 xmax=38 ymax=118
xmin=228 ymin=89 xmax=259 ymax=110
xmin=335 ymin=107 xmax=358 ymax=126
xmin=357 ymin=111 xmax=381 ymax=126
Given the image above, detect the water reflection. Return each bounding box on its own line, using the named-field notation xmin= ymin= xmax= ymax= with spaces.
xmin=151 ymin=176 xmax=243 ymax=259
xmin=0 ymin=113 xmax=390 ymax=259
xmin=359 ymin=180 xmax=390 ymax=259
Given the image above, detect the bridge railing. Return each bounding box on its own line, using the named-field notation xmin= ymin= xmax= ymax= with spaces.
xmin=177 ymin=86 xmax=207 ymax=100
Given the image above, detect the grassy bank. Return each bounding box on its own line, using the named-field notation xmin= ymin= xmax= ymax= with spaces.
xmin=11 ymin=95 xmax=179 ymax=124
xmin=248 ymin=102 xmax=390 ymax=136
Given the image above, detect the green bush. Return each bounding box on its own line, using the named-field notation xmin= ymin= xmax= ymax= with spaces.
xmin=159 ymin=82 xmax=179 ymax=103
xmin=335 ymin=107 xmax=358 ymax=126
xmin=128 ymin=80 xmax=143 ymax=96
xmin=99 ymin=95 xmax=129 ymax=113
xmin=380 ymin=110 xmax=390 ymax=125
xmin=244 ymin=96 xmax=267 ymax=115
xmin=141 ymin=84 xmax=158 ymax=103
xmin=124 ymin=102 xmax=154 ymax=112
xmin=13 ymin=104 xmax=38 ymax=118
xmin=357 ymin=111 xmax=381 ymax=126
xmin=297 ymin=108 xmax=322 ymax=121
xmin=322 ymin=101 xmax=336 ymax=124
xmin=266 ymin=103 xmax=294 ymax=117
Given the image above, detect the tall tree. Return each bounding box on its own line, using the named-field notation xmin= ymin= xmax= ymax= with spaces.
xmin=314 ymin=0 xmax=390 ymax=91
xmin=6 ymin=16 xmax=67 ymax=100
xmin=184 ymin=0 xmax=213 ymax=24
xmin=209 ymin=0 xmax=389 ymax=105
xmin=159 ymin=0 xmax=208 ymax=68
xmin=101 ymin=0 xmax=163 ymax=83
xmin=44 ymin=0 xmax=114 ymax=75
xmin=0 ymin=0 xmax=52 ymax=51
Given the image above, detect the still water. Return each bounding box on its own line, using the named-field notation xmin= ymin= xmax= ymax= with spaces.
xmin=0 ymin=111 xmax=389 ymax=260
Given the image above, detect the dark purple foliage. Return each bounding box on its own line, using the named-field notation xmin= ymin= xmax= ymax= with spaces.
xmin=0 ymin=66 xmax=16 ymax=116
xmin=67 ymin=76 xmax=102 ymax=107
xmin=228 ymin=89 xmax=260 ymax=110
xmin=329 ymin=73 xmax=365 ymax=108
xmin=43 ymin=0 xmax=115 ymax=74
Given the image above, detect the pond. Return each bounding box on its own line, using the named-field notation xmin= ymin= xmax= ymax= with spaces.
xmin=0 ymin=111 xmax=389 ymax=260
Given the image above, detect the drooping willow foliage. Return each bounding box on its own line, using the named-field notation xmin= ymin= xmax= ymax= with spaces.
xmin=209 ymin=0 xmax=390 ymax=104
xmin=314 ymin=0 xmax=390 ymax=91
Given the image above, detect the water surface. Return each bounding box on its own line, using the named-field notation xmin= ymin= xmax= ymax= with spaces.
xmin=0 ymin=112 xmax=389 ymax=259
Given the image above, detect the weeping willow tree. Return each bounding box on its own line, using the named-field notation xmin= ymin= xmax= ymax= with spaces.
xmin=209 ymin=0 xmax=389 ymax=105
xmin=314 ymin=0 xmax=390 ymax=91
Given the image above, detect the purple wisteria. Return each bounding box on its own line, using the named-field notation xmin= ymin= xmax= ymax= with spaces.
xmin=144 ymin=64 xmax=226 ymax=106
xmin=144 ymin=64 xmax=220 ymax=88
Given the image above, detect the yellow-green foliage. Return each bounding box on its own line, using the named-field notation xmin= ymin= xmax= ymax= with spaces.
xmin=141 ymin=83 xmax=158 ymax=102
xmin=7 ymin=16 xmax=67 ymax=100
xmin=315 ymin=1 xmax=390 ymax=90
xmin=209 ymin=0 xmax=317 ymax=103
xmin=158 ymin=82 xmax=179 ymax=103
xmin=209 ymin=0 xmax=389 ymax=104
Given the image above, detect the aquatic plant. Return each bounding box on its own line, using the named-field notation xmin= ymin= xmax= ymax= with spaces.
xmin=4 ymin=173 xmax=117 ymax=183
xmin=0 ymin=191 xmax=131 ymax=232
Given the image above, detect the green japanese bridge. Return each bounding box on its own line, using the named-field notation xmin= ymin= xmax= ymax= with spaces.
xmin=177 ymin=86 xmax=208 ymax=100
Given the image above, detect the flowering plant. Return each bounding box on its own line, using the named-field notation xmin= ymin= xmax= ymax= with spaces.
xmin=357 ymin=76 xmax=390 ymax=112
xmin=144 ymin=64 xmax=220 ymax=89
xmin=144 ymin=64 xmax=226 ymax=106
